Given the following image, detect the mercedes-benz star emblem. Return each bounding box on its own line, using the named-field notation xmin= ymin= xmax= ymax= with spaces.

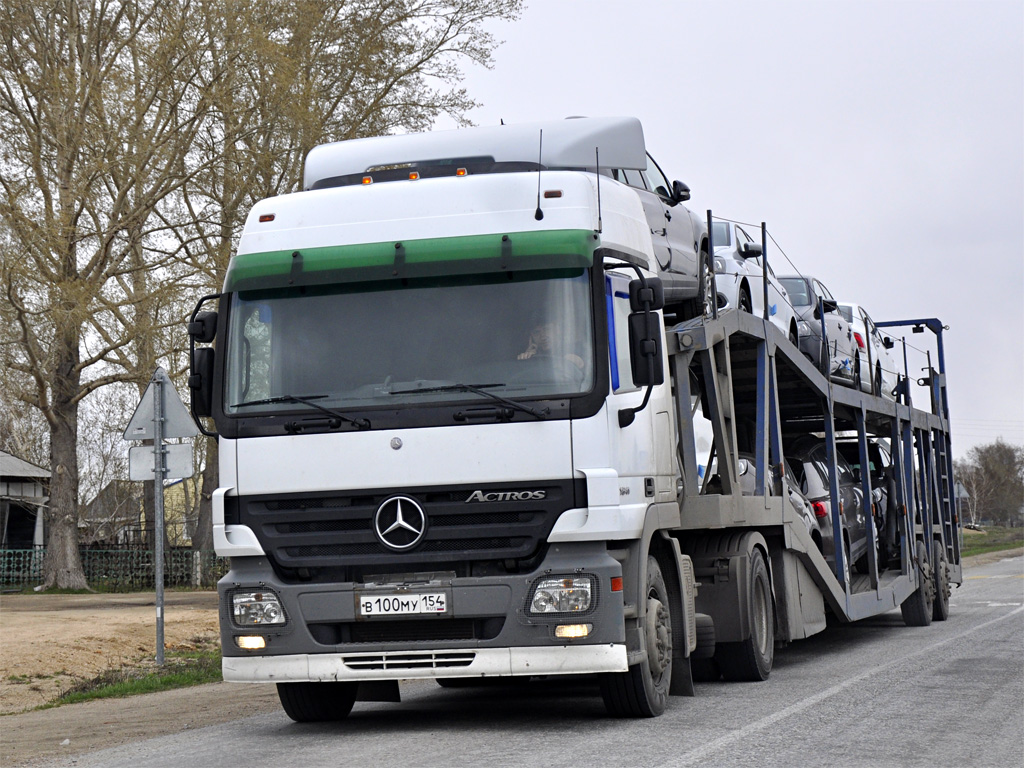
xmin=373 ymin=495 xmax=427 ymax=551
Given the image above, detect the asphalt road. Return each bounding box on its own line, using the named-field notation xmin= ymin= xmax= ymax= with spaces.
xmin=37 ymin=555 xmax=1024 ymax=768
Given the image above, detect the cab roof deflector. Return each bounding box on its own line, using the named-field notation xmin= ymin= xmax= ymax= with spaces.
xmin=303 ymin=116 xmax=647 ymax=190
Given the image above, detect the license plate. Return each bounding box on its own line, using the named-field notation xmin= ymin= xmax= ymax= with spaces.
xmin=357 ymin=592 xmax=448 ymax=617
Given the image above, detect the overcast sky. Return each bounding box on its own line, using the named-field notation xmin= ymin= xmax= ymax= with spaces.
xmin=434 ymin=0 xmax=1023 ymax=460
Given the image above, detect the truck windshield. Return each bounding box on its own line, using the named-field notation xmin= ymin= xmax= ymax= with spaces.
xmin=223 ymin=268 xmax=595 ymax=415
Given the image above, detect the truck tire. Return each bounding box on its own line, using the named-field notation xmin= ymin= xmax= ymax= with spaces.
xmin=689 ymin=613 xmax=719 ymax=681
xmin=717 ymin=548 xmax=774 ymax=682
xmin=900 ymin=540 xmax=935 ymax=627
xmin=277 ymin=681 xmax=358 ymax=722
xmin=932 ymin=539 xmax=951 ymax=622
xmin=600 ymin=556 xmax=672 ymax=717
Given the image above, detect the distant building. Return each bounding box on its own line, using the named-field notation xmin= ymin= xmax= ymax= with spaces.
xmin=0 ymin=450 xmax=48 ymax=548
xmin=80 ymin=479 xmax=144 ymax=547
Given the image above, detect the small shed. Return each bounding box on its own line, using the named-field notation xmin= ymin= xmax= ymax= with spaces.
xmin=0 ymin=450 xmax=49 ymax=548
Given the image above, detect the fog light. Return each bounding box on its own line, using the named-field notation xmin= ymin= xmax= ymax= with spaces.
xmin=555 ymin=623 xmax=592 ymax=639
xmin=232 ymin=590 xmax=286 ymax=626
xmin=529 ymin=576 xmax=593 ymax=614
xmin=236 ymin=635 xmax=266 ymax=650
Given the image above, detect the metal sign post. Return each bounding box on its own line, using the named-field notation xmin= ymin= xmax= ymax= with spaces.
xmin=152 ymin=374 xmax=166 ymax=665
xmin=123 ymin=367 xmax=198 ymax=666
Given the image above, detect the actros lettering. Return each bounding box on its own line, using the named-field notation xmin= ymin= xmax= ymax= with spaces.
xmin=465 ymin=490 xmax=546 ymax=503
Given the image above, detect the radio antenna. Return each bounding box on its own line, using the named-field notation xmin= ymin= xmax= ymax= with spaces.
xmin=534 ymin=129 xmax=544 ymax=220
xmin=595 ymin=146 xmax=603 ymax=234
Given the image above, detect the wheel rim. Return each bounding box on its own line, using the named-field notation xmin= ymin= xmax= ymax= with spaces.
xmin=701 ymin=258 xmax=715 ymax=317
xmin=936 ymin=546 xmax=950 ymax=602
xmin=645 ymin=593 xmax=672 ymax=683
xmin=919 ymin=542 xmax=935 ymax=603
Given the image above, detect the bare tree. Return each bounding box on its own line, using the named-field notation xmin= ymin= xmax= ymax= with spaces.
xmin=0 ymin=0 xmax=520 ymax=590
xmin=0 ymin=0 xmax=212 ymax=588
xmin=956 ymin=441 xmax=1024 ymax=528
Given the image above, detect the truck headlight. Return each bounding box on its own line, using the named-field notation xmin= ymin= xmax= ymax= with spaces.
xmin=232 ymin=590 xmax=286 ymax=626
xmin=529 ymin=576 xmax=594 ymax=614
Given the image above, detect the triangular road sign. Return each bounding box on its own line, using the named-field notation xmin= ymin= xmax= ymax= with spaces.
xmin=123 ymin=367 xmax=199 ymax=441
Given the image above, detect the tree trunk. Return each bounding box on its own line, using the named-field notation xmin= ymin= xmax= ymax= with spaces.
xmin=42 ymin=393 xmax=88 ymax=590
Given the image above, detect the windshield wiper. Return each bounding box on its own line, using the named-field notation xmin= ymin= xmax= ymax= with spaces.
xmin=388 ymin=383 xmax=548 ymax=420
xmin=231 ymin=394 xmax=370 ymax=429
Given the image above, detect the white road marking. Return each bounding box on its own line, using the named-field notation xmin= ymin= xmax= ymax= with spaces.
xmin=665 ymin=605 xmax=1024 ymax=767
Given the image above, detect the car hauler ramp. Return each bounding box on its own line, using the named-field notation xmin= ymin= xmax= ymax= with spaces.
xmin=666 ymin=307 xmax=960 ymax=642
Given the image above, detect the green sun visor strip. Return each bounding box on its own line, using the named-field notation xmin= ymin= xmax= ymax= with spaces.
xmin=225 ymin=229 xmax=599 ymax=292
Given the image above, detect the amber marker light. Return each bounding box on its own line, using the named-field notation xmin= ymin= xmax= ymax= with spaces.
xmin=361 ymin=176 xmax=373 ymax=184
xmin=543 ymin=190 xmax=563 ymax=198
xmin=611 ymin=577 xmax=623 ymax=592
xmin=258 ymin=214 xmax=275 ymax=222
xmin=555 ymin=624 xmax=592 ymax=639
xmin=455 ymin=167 xmax=468 ymax=176
xmin=236 ymin=636 xmax=266 ymax=650
xmin=409 ymin=171 xmax=420 ymax=180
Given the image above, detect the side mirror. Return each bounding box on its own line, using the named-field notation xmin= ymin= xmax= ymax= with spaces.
xmin=628 ymin=277 xmax=665 ymax=311
xmin=628 ymin=311 xmax=664 ymax=386
xmin=819 ymin=298 xmax=839 ymax=315
xmin=189 ymin=348 xmax=215 ymax=418
xmin=188 ymin=311 xmax=218 ymax=344
xmin=740 ymin=242 xmax=763 ymax=258
xmin=671 ymin=180 xmax=690 ymax=203
xmin=883 ymin=336 xmax=895 ymax=349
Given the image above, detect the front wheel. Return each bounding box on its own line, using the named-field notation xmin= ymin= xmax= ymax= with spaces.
xmin=717 ymin=548 xmax=774 ymax=681
xmin=600 ymin=556 xmax=673 ymax=717
xmin=277 ymin=681 xmax=358 ymax=722
xmin=738 ymin=286 xmax=752 ymax=314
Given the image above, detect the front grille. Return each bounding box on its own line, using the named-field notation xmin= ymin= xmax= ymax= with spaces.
xmin=343 ymin=651 xmax=476 ymax=671
xmin=235 ymin=480 xmax=583 ymax=576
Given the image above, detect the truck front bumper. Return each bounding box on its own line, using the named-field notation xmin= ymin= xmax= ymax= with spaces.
xmin=223 ymin=643 xmax=628 ymax=682
xmin=219 ymin=540 xmax=627 ymax=682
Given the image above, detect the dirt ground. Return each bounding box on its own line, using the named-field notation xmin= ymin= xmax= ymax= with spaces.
xmin=1 ymin=549 xmax=1021 ymax=767
xmin=0 ymin=591 xmax=223 ymax=715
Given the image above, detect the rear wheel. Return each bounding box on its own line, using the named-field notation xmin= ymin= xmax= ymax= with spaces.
xmin=900 ymin=540 xmax=935 ymax=627
xmin=873 ymin=365 xmax=883 ymax=397
xmin=277 ymin=681 xmax=358 ymax=722
xmin=932 ymin=539 xmax=951 ymax=621
xmin=717 ymin=548 xmax=774 ymax=682
xmin=600 ymin=556 xmax=673 ymax=717
xmin=853 ymin=356 xmax=862 ymax=390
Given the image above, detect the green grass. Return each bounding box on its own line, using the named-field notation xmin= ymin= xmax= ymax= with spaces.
xmin=961 ymin=526 xmax=1024 ymax=559
xmin=34 ymin=641 xmax=222 ymax=710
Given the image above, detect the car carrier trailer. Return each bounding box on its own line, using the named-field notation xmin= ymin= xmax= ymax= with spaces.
xmin=187 ymin=116 xmax=961 ymax=720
